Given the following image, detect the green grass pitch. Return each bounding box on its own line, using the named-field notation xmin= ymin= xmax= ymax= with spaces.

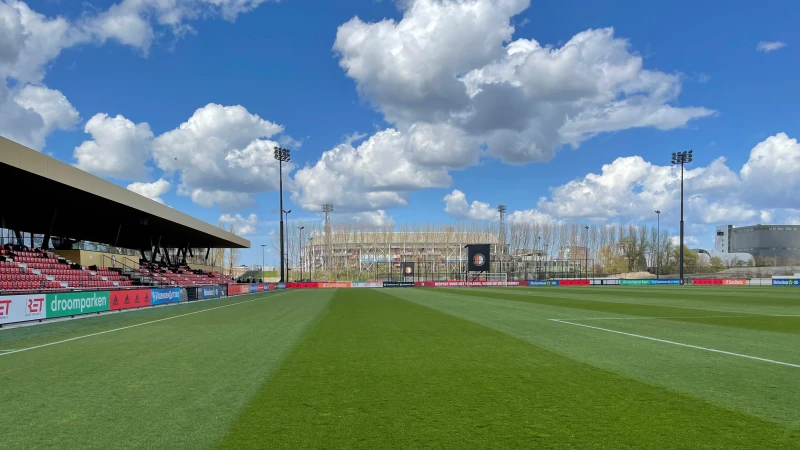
xmin=1 ymin=287 xmax=799 ymax=449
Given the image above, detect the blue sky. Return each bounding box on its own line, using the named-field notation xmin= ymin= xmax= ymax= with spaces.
xmin=2 ymin=0 xmax=799 ymax=266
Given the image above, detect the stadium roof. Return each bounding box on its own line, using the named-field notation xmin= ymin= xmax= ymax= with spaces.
xmin=0 ymin=137 xmax=249 ymax=250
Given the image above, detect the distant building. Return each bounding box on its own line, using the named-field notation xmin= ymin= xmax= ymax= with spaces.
xmin=715 ymin=224 xmax=800 ymax=260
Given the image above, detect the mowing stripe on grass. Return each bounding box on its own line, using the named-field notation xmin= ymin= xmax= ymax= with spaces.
xmin=550 ymin=318 xmax=800 ymax=368
xmin=0 ymin=291 xmax=294 ymax=357
xmin=216 ymin=289 xmax=799 ymax=449
xmin=556 ymin=314 xmax=800 ymax=320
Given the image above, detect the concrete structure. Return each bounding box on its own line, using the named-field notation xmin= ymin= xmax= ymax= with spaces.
xmin=715 ymin=224 xmax=800 ymax=261
xmin=303 ymin=230 xmax=503 ymax=277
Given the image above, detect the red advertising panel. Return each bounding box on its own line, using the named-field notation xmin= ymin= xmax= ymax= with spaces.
xmin=109 ymin=289 xmax=151 ymax=310
xmin=722 ymin=279 xmax=747 ymax=286
xmin=257 ymin=283 xmax=265 ymax=292
xmin=287 ymin=282 xmax=320 ymax=289
xmin=693 ymin=279 xmax=723 ymax=285
xmin=268 ymin=283 xmax=275 ymax=291
xmin=228 ymin=284 xmax=253 ymax=295
xmin=559 ymin=279 xmax=590 ymax=286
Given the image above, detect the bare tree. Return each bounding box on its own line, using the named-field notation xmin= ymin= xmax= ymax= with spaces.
xmin=228 ymin=224 xmax=240 ymax=274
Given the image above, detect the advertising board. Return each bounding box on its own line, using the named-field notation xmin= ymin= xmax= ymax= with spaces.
xmin=249 ymin=284 xmax=258 ymax=294
xmin=382 ymin=281 xmax=415 ymax=288
xmin=319 ymin=282 xmax=352 ymax=288
xmin=46 ymin=291 xmax=110 ymax=318
xmin=351 ymin=282 xmax=384 ymax=288
xmin=527 ymin=281 xmax=551 ymax=286
xmin=772 ymin=279 xmax=800 ymax=286
xmin=110 ymin=289 xmax=151 ymax=310
xmin=151 ymin=288 xmax=181 ymax=305
xmin=276 ymin=283 xmax=286 ymax=290
xmin=268 ymin=283 xmax=275 ymax=291
xmin=693 ymin=279 xmax=723 ymax=285
xmin=257 ymin=283 xmax=265 ymax=292
xmin=559 ymin=280 xmax=590 ymax=286
xmin=0 ymin=294 xmax=46 ymax=325
xmin=199 ymin=286 xmax=217 ymax=299
xmin=652 ymin=279 xmax=681 ymax=285
xmin=414 ymin=281 xmax=523 ymax=287
xmin=722 ymin=279 xmax=747 ymax=286
xmin=286 ymin=282 xmax=319 ymax=289
xmin=619 ymin=279 xmax=652 ymax=286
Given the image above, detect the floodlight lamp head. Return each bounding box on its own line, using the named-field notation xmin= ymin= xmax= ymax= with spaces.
xmin=655 ymin=210 xmax=660 ymax=214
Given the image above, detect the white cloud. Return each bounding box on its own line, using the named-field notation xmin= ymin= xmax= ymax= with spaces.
xmin=350 ymin=210 xmax=394 ymax=227
xmin=739 ymin=133 xmax=800 ymax=207
xmin=756 ymin=41 xmax=787 ymax=53
xmin=74 ymin=113 xmax=153 ymax=179
xmin=302 ymin=0 xmax=713 ymax=218
xmin=443 ymin=189 xmax=499 ymax=221
xmin=507 ymin=208 xmax=557 ymax=225
xmin=535 ymin=132 xmax=800 ymax=226
xmin=219 ymin=213 xmax=259 ymax=235
xmin=334 ymin=0 xmax=714 ymax=165
xmin=151 ymin=103 xmax=289 ymax=208
xmin=292 ymin=125 xmax=475 ymax=213
xmin=127 ymin=178 xmax=171 ymax=203
xmin=0 ymin=0 xmax=276 ymax=150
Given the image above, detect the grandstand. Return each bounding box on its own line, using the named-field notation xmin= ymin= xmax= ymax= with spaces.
xmin=0 ymin=136 xmax=249 ymax=294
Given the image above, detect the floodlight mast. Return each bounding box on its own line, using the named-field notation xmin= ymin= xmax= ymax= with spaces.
xmin=274 ymin=147 xmax=291 ymax=283
xmin=670 ymin=150 xmax=693 ymax=284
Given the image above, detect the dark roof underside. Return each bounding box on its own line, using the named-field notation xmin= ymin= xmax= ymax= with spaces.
xmin=0 ymin=137 xmax=249 ymax=249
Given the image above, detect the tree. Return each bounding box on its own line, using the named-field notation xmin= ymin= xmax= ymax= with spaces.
xmin=596 ymin=245 xmax=627 ymax=275
xmin=228 ymin=224 xmax=240 ymax=274
xmin=709 ymin=256 xmax=726 ymax=273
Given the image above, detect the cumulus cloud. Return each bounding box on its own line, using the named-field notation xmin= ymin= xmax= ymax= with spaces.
xmin=219 ymin=213 xmax=259 ymax=235
xmin=443 ymin=190 xmax=499 ymax=221
xmin=534 ymin=132 xmax=800 ymax=226
xmin=333 ymin=0 xmax=714 ymax=165
xmin=294 ymin=0 xmax=714 ymax=217
xmin=756 ymin=41 xmax=787 ymax=53
xmin=74 ymin=113 xmax=153 ymax=179
xmin=127 ymin=178 xmax=171 ymax=203
xmin=151 ymin=103 xmax=289 ymax=208
xmin=350 ymin=210 xmax=394 ymax=227
xmin=292 ymin=124 xmax=475 ymax=213
xmin=0 ymin=0 xmax=276 ymax=150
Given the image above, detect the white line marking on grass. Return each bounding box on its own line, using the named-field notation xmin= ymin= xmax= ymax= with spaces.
xmin=553 ymin=314 xmax=800 ymax=321
xmin=0 ymin=291 xmax=294 ymax=358
xmin=549 ymin=319 xmax=800 ymax=369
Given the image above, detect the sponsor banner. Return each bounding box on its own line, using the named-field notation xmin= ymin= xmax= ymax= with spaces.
xmin=559 ymin=279 xmax=590 ymax=286
xmin=46 ymin=291 xmax=110 ymax=318
xmin=216 ymin=285 xmax=223 ymax=298
xmin=0 ymin=294 xmax=46 ymax=325
xmin=693 ymin=279 xmax=723 ymax=285
xmin=722 ymin=279 xmax=747 ymax=286
xmin=411 ymin=280 xmax=521 ymax=287
xmin=110 ymin=289 xmax=151 ymax=311
xmin=352 ymin=281 xmax=384 ymax=288
xmin=257 ymin=283 xmax=265 ymax=292
xmin=151 ymin=288 xmax=181 ymax=305
xmin=199 ymin=286 xmax=217 ymax=299
xmin=620 ymin=279 xmax=652 ymax=286
xmin=268 ymin=283 xmax=275 ymax=291
xmin=652 ymin=279 xmax=681 ymax=285
xmin=276 ymin=283 xmax=286 ymax=290
xmin=286 ymin=282 xmax=319 ymax=289
xmin=528 ymin=281 xmax=551 ymax=286
xmin=249 ymin=284 xmax=258 ymax=293
xmin=383 ymin=281 xmax=415 ymax=288
xmin=772 ymin=279 xmax=800 ymax=286
xmin=320 ymin=282 xmax=352 ymax=289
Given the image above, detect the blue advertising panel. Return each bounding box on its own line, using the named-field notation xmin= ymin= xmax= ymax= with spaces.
xmin=200 ymin=286 xmax=216 ymax=299
xmin=652 ymin=279 xmax=681 ymax=285
xmin=276 ymin=283 xmax=286 ymax=290
xmin=772 ymin=279 xmax=800 ymax=286
xmin=528 ymin=281 xmax=549 ymax=286
xmin=150 ymin=288 xmax=181 ymax=305
xmin=249 ymin=284 xmax=258 ymax=293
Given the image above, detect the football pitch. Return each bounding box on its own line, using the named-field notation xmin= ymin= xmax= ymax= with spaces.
xmin=2 ymin=287 xmax=799 ymax=449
